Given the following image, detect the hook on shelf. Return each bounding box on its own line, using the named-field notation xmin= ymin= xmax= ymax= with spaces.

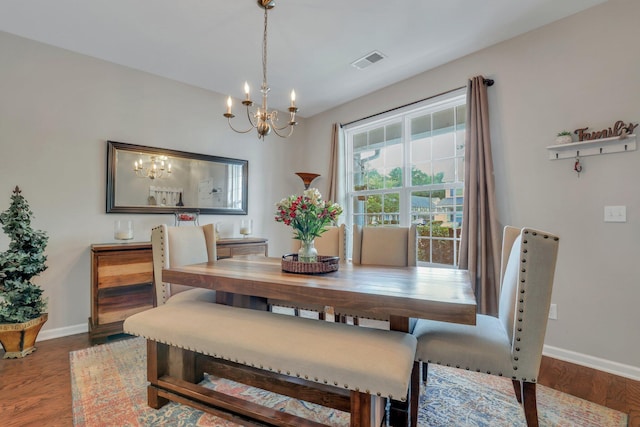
xmin=574 ymin=157 xmax=583 ymax=176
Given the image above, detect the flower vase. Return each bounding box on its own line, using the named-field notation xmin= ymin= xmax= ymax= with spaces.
xmin=298 ymin=239 xmax=318 ymax=263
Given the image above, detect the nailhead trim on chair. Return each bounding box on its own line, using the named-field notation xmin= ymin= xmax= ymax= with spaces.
xmin=511 ymin=230 xmax=558 ymax=383
xmin=152 ymin=225 xmax=171 ymax=305
xmin=513 ymin=231 xmax=527 ymax=374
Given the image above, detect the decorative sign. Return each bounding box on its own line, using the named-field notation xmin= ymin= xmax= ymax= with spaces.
xmin=574 ymin=120 xmax=638 ymax=142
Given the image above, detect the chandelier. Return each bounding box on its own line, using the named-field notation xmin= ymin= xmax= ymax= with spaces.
xmin=224 ymin=0 xmax=298 ymax=140
xmin=133 ymin=155 xmax=171 ymax=180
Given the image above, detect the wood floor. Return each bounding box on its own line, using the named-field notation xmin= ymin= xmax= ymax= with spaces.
xmin=0 ymin=333 xmax=91 ymax=427
xmin=1 ymin=333 xmax=638 ymax=426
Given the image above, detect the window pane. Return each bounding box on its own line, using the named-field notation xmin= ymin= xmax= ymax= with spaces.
xmin=353 ymin=195 xmax=365 ymax=213
xmin=437 ymin=191 xmax=463 ymax=226
xmin=387 ymin=122 xmax=402 ymax=142
xmin=369 ymin=127 xmax=384 ymax=146
xmin=432 ymin=238 xmax=454 ymax=265
xmin=411 ymin=163 xmax=431 ymax=186
xmin=411 ymin=115 xmax=431 ymax=140
xmin=455 ymin=129 xmax=465 ymax=156
xmin=456 ymin=157 xmax=464 ymax=183
xmin=383 ymin=193 xmax=399 ymax=212
xmin=386 ymin=167 xmax=403 ymax=188
xmin=433 ymin=159 xmax=455 ymax=183
xmin=411 ymin=191 xmax=435 ymax=214
xmin=353 ymin=132 xmax=368 ymax=150
xmin=456 ymin=105 xmax=466 ymax=126
xmin=353 ymin=172 xmax=367 ymax=192
xmin=382 ymin=143 xmax=403 ymax=188
xmin=432 ymin=131 xmax=455 ymax=159
xmin=382 ymin=141 xmax=403 ymax=168
xmin=433 ymin=108 xmax=455 ymax=133
xmin=366 ymin=194 xmax=382 ymax=214
xmin=366 ymin=171 xmax=381 ymax=190
xmin=411 ymin=137 xmax=431 ymax=163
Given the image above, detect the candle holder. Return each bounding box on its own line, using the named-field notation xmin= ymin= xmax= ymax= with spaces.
xmin=240 ymin=219 xmax=253 ymax=238
xmin=114 ymin=220 xmax=133 ymax=241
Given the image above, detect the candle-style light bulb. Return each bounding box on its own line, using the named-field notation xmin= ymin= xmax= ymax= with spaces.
xmin=244 ymin=82 xmax=251 ymax=100
xmin=290 ymin=89 xmax=296 ymax=107
xmin=226 ymin=96 xmax=233 ymax=114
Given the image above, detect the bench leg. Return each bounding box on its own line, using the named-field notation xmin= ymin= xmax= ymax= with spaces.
xmin=167 ymin=346 xmax=204 ymax=383
xmin=147 ymin=340 xmax=169 ymax=409
xmin=350 ymin=391 xmax=385 ymax=427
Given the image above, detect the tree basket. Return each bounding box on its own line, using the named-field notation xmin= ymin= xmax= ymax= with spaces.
xmin=281 ymin=254 xmax=340 ymax=274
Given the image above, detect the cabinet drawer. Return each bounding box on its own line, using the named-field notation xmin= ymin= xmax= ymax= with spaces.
xmin=96 ymin=250 xmax=153 ymax=289
xmin=217 ymin=247 xmax=232 ymax=258
xmin=97 ymin=283 xmax=154 ymax=325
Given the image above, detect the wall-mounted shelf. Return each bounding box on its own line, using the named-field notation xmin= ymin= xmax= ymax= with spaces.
xmin=546 ymin=135 xmax=636 ymax=160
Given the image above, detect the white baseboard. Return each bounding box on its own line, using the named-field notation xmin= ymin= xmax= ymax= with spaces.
xmin=543 ymin=344 xmax=640 ymax=381
xmin=37 ymin=323 xmax=88 ymax=342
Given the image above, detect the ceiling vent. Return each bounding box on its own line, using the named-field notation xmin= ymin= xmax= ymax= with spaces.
xmin=351 ymin=51 xmax=386 ymax=70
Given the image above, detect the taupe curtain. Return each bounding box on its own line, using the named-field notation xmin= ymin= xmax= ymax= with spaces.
xmin=327 ymin=123 xmax=344 ymax=206
xmin=459 ymin=76 xmax=501 ymax=315
xmin=328 ymin=123 xmax=348 ymax=256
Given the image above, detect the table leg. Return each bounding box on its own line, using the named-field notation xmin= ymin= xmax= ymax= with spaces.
xmin=216 ymin=291 xmax=268 ymax=310
xmin=390 ymin=315 xmax=409 ymax=332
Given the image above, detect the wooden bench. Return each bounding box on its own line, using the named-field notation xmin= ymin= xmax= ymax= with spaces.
xmin=123 ymin=300 xmax=417 ymax=427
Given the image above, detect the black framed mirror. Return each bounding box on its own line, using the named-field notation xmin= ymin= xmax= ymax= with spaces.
xmin=106 ymin=141 xmax=248 ymax=215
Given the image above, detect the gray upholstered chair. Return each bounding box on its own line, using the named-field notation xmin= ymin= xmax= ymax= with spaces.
xmin=335 ymin=224 xmax=417 ymax=326
xmin=151 ymin=224 xmax=218 ymax=306
xmin=411 ymin=226 xmax=560 ymax=427
xmin=352 ymin=224 xmax=417 ymax=267
xmin=269 ymin=224 xmax=346 ymax=320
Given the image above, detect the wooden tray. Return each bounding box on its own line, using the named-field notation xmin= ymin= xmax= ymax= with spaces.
xmin=281 ymin=254 xmax=340 ymax=274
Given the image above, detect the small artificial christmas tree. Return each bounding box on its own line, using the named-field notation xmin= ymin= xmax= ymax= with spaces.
xmin=0 ymin=186 xmax=48 ymax=323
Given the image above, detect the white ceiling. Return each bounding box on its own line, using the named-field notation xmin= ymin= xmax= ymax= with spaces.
xmin=0 ymin=0 xmax=606 ymax=117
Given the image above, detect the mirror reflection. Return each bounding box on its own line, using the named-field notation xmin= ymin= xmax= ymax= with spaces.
xmin=106 ymin=141 xmax=248 ymax=215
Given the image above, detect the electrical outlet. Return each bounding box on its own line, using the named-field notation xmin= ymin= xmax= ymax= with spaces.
xmin=548 ymin=303 xmax=558 ymax=320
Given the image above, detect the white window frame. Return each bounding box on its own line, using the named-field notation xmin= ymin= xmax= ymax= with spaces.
xmin=344 ymin=88 xmax=466 ymax=267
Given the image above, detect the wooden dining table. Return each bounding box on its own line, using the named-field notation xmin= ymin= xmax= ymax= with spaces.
xmin=161 ymin=255 xmax=476 ymax=426
xmin=163 ymin=255 xmax=476 ymax=329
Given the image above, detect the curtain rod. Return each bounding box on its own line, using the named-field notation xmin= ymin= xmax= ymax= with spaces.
xmin=341 ymin=78 xmax=494 ymax=128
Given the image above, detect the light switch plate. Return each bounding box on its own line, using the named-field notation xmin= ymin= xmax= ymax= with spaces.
xmin=604 ymin=205 xmax=626 ymax=222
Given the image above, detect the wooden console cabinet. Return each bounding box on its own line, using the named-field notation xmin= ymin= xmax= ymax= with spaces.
xmin=89 ymin=237 xmax=268 ymax=343
xmin=89 ymin=242 xmax=154 ymax=343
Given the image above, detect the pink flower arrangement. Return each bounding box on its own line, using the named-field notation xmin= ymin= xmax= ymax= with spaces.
xmin=274 ymin=188 xmax=342 ymax=242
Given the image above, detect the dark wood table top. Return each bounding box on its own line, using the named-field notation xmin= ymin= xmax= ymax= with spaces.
xmin=163 ymin=256 xmax=476 ymax=327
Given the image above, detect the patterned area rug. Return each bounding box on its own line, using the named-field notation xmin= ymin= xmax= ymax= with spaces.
xmin=70 ymin=337 xmax=628 ymax=426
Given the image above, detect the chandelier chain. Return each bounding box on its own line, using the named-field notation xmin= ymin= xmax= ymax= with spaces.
xmin=262 ymin=6 xmax=268 ymax=90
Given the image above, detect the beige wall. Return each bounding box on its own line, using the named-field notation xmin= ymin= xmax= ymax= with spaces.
xmin=304 ymin=0 xmax=640 ymax=375
xmin=1 ymin=0 xmax=638 ymax=377
xmin=0 ymin=30 xmax=305 ymax=335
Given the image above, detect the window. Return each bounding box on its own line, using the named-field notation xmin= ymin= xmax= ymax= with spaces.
xmin=345 ymin=89 xmax=466 ymax=267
